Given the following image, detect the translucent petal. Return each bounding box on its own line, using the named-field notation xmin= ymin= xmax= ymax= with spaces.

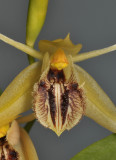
xmin=39 ymin=34 xmax=82 ymax=56
xmin=0 ymin=62 xmax=41 ymax=127
xmin=75 ymin=64 xmax=116 ymax=132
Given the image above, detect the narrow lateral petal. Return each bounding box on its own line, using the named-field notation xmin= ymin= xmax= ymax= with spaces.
xmin=75 ymin=64 xmax=116 ymax=132
xmin=0 ymin=62 xmax=41 ymax=127
xmin=0 ymin=34 xmax=42 ymax=60
xmin=73 ymin=44 xmax=116 ymax=62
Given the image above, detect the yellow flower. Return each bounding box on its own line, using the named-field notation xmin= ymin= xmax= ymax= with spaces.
xmin=0 ymin=120 xmax=38 ymax=160
xmin=0 ymin=33 xmax=116 ymax=136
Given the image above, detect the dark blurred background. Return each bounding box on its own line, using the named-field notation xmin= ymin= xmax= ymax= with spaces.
xmin=0 ymin=0 xmax=116 ymax=159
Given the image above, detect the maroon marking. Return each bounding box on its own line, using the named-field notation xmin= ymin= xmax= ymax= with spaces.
xmin=8 ymin=150 xmax=18 ymax=160
xmin=48 ymin=85 xmax=56 ymax=126
xmin=48 ymin=69 xmax=70 ymax=125
xmin=47 ymin=69 xmax=65 ymax=82
xmin=61 ymin=86 xmax=69 ymax=125
xmin=47 ymin=69 xmax=66 ymax=126
xmin=0 ymin=137 xmax=6 ymax=146
xmin=39 ymin=81 xmax=46 ymax=87
xmin=47 ymin=69 xmax=55 ymax=81
xmin=71 ymin=83 xmax=78 ymax=90
xmin=0 ymin=136 xmax=19 ymax=160
xmin=1 ymin=155 xmax=5 ymax=160
xmin=38 ymin=68 xmax=84 ymax=128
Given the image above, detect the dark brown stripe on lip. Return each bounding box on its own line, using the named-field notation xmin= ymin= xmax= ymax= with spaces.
xmin=0 ymin=136 xmax=6 ymax=146
xmin=8 ymin=150 xmax=18 ymax=160
xmin=47 ymin=69 xmax=66 ymax=126
xmin=48 ymin=85 xmax=56 ymax=126
xmin=47 ymin=69 xmax=65 ymax=82
xmin=61 ymin=86 xmax=69 ymax=125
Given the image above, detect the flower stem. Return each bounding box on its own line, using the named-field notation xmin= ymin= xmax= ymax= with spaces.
xmin=0 ymin=88 xmax=2 ymax=95
xmin=24 ymin=120 xmax=36 ymax=133
xmin=27 ymin=55 xmax=35 ymax=65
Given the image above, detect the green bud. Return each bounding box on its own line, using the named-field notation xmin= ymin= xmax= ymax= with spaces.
xmin=26 ymin=0 xmax=48 ymax=47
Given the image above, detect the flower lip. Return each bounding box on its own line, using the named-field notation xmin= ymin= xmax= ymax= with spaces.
xmin=33 ymin=64 xmax=85 ymax=136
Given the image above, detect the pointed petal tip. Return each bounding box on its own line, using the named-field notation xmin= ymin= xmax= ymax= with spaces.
xmin=65 ymin=33 xmax=70 ymax=39
xmin=51 ymin=128 xmax=64 ymax=137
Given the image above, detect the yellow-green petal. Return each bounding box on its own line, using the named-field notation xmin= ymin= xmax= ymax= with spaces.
xmin=75 ymin=64 xmax=116 ymax=132
xmin=26 ymin=0 xmax=48 ymax=47
xmin=0 ymin=62 xmax=41 ymax=127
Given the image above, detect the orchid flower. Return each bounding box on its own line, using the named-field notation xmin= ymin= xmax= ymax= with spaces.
xmin=0 ymin=120 xmax=38 ymax=159
xmin=0 ymin=0 xmax=116 ymax=136
xmin=0 ymin=33 xmax=116 ymax=136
